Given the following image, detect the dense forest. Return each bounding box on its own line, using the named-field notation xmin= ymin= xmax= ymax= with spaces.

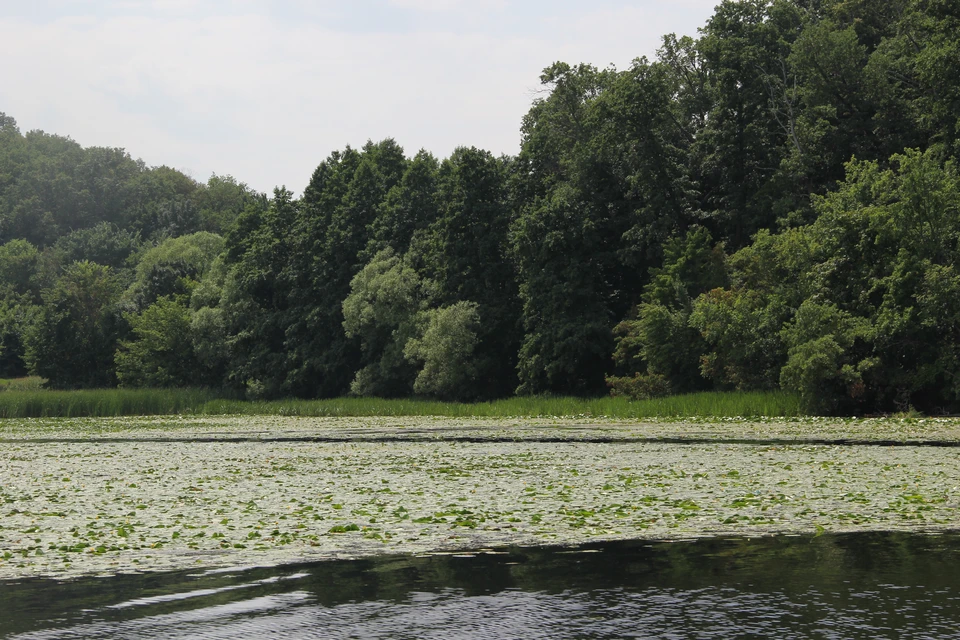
xmin=2 ymin=0 xmax=960 ymax=414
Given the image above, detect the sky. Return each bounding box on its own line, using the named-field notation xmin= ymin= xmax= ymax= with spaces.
xmin=0 ymin=0 xmax=719 ymax=195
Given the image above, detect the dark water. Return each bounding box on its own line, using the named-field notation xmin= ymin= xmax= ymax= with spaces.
xmin=3 ymin=532 xmax=960 ymax=639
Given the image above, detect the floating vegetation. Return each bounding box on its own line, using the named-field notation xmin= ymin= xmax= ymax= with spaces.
xmin=0 ymin=415 xmax=959 ymax=580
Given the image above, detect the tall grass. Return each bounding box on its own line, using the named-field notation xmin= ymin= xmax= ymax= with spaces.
xmin=0 ymin=388 xmax=805 ymax=419
xmin=0 ymin=388 xmax=222 ymax=418
xmin=203 ymin=391 xmax=805 ymax=419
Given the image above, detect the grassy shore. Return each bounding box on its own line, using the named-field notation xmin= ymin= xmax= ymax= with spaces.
xmin=0 ymin=388 xmax=224 ymax=418
xmin=0 ymin=387 xmax=805 ymax=419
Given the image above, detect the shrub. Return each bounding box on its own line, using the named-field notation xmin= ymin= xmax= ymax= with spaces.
xmin=606 ymin=372 xmax=672 ymax=400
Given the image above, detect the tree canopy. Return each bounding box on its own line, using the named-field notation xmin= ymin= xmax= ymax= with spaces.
xmin=4 ymin=0 xmax=960 ymax=413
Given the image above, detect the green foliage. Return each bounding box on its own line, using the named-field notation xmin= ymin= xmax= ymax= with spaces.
xmin=0 ymin=113 xmax=256 ymax=252
xmin=779 ymin=301 xmax=870 ymax=412
xmin=690 ymin=288 xmax=787 ymax=390
xmin=512 ymin=49 xmax=709 ymax=396
xmin=125 ymin=166 xmax=200 ymax=239
xmin=115 ymin=297 xmax=199 ymax=387
xmin=23 ymin=261 xmax=121 ymax=388
xmin=694 ymin=0 xmax=805 ymax=244
xmin=420 ymin=146 xmax=519 ymax=398
xmin=0 ymin=241 xmax=42 ymax=376
xmin=51 ymin=222 xmax=142 ymax=270
xmin=606 ymin=372 xmax=672 ymax=400
xmin=0 ymin=240 xmax=40 ymax=370
xmin=190 ymin=306 xmax=229 ymax=377
xmin=799 ymin=148 xmax=960 ymax=410
xmin=280 ymin=141 xmax=407 ymax=398
xmin=511 ymin=62 xmax=622 ymax=397
xmin=0 ymin=376 xmax=44 ymax=392
xmin=864 ymin=1 xmax=960 ymax=156
xmin=221 ymin=188 xmax=299 ymax=399
xmin=189 ymin=256 xmax=228 ymax=310
xmin=4 ymin=0 xmax=960 ymax=413
xmin=404 ymin=301 xmax=481 ymax=400
xmin=512 ymin=184 xmax=617 ymax=396
xmin=694 ymin=147 xmax=960 ymax=412
xmin=342 ymin=248 xmax=424 ymax=396
xmin=689 ymin=227 xmax=813 ymax=390
xmin=0 ymin=124 xmax=206 ymax=247
xmin=0 ymin=295 xmax=36 ymax=378
xmin=364 ymin=150 xmax=440 ymax=257
xmin=193 ymin=174 xmax=266 ymax=234
xmin=126 ymin=231 xmax=224 ymax=310
xmin=342 ymin=249 xmax=422 ymax=347
xmin=610 ymin=304 xmax=698 ymax=395
xmin=609 ymin=227 xmax=727 ymax=395
xmin=0 ymin=239 xmax=40 ymax=297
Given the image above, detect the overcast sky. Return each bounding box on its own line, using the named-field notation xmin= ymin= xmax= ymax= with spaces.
xmin=1 ymin=0 xmax=718 ymax=195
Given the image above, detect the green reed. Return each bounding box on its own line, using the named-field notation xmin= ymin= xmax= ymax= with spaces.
xmin=0 ymin=388 xmax=222 ymax=418
xmin=199 ymin=391 xmax=805 ymax=419
xmin=0 ymin=388 xmax=805 ymax=419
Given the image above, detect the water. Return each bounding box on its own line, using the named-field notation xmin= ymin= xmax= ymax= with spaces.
xmin=3 ymin=532 xmax=960 ymax=639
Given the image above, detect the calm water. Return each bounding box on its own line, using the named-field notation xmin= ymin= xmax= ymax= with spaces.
xmin=3 ymin=532 xmax=960 ymax=639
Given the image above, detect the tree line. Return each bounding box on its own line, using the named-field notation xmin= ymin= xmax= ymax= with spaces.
xmin=2 ymin=0 xmax=960 ymax=414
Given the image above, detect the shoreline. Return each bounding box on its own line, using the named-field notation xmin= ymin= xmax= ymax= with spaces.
xmin=3 ymin=416 xmax=960 ymax=580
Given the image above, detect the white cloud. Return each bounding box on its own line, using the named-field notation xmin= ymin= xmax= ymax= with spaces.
xmin=0 ymin=1 xmax=716 ymax=194
xmin=385 ymin=0 xmax=509 ymax=11
xmin=387 ymin=0 xmax=464 ymax=10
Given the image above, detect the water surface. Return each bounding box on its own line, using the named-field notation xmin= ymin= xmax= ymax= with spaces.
xmin=3 ymin=532 xmax=960 ymax=639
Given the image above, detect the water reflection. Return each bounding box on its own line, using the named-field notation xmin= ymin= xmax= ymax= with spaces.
xmin=3 ymin=532 xmax=960 ymax=639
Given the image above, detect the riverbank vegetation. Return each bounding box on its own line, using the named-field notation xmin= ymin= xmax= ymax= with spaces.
xmin=3 ymin=1 xmax=960 ymax=415
xmin=0 ymin=385 xmax=802 ymax=418
xmin=0 ymin=386 xmax=222 ymax=418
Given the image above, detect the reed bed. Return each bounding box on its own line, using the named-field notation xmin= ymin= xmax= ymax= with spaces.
xmin=206 ymin=391 xmax=805 ymax=419
xmin=0 ymin=387 xmax=804 ymax=418
xmin=0 ymin=388 xmax=222 ymax=418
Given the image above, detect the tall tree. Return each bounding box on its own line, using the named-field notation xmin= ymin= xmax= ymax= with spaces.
xmin=24 ymin=261 xmax=122 ymax=387
xmin=283 ymin=140 xmax=409 ymax=397
xmin=693 ymin=0 xmax=805 ymax=244
xmin=419 ymin=146 xmax=519 ymax=398
xmin=364 ymin=149 xmax=440 ymax=258
xmin=221 ymin=189 xmax=299 ymax=397
xmin=511 ymin=62 xmax=622 ymax=395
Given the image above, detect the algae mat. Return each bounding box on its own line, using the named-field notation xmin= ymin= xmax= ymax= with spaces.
xmin=2 ymin=416 xmax=959 ymax=579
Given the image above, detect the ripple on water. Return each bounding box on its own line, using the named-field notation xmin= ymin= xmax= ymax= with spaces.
xmin=5 ymin=533 xmax=960 ymax=639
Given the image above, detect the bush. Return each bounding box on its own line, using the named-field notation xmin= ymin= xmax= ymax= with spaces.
xmin=404 ymin=301 xmax=480 ymax=400
xmin=606 ymin=372 xmax=672 ymax=400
